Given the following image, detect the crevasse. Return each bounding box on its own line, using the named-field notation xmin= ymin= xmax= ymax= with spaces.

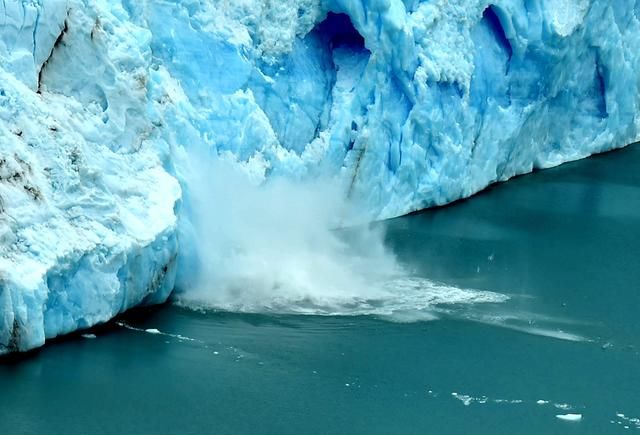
xmin=0 ymin=0 xmax=639 ymax=353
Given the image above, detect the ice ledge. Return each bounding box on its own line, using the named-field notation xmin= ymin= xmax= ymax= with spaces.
xmin=0 ymin=228 xmax=178 ymax=354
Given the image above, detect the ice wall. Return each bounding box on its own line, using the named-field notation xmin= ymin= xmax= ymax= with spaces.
xmin=129 ymin=0 xmax=640 ymax=218
xmin=1 ymin=0 xmax=639 ymax=352
xmin=0 ymin=1 xmax=181 ymax=353
xmin=168 ymin=0 xmax=640 ymax=218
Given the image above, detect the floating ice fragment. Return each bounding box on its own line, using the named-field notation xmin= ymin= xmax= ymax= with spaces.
xmin=117 ymin=322 xmax=197 ymax=342
xmin=451 ymin=393 xmax=474 ymax=406
xmin=556 ymin=414 xmax=582 ymax=422
xmin=613 ymin=413 xmax=640 ymax=429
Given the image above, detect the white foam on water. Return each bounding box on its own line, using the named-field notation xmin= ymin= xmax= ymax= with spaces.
xmin=458 ymin=311 xmax=590 ymax=342
xmin=500 ymin=325 xmax=587 ymax=342
xmin=379 ymin=310 xmax=440 ymax=323
xmin=176 ymin=275 xmax=508 ymax=317
xmin=116 ymin=322 xmax=197 ymax=342
xmin=445 ymin=390 xmax=586 ymax=413
xmin=449 ymin=392 xmax=534 ymax=407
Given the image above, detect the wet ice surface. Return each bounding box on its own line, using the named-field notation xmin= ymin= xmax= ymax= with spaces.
xmin=1 ymin=146 xmax=640 ymax=434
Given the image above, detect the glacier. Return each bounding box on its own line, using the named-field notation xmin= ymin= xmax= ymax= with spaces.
xmin=0 ymin=0 xmax=639 ymax=353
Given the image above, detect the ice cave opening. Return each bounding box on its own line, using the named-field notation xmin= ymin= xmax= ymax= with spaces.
xmin=249 ymin=11 xmax=370 ymax=155
xmin=315 ymin=12 xmax=367 ymax=52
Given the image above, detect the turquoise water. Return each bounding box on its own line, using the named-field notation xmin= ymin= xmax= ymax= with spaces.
xmin=2 ymin=145 xmax=640 ymax=434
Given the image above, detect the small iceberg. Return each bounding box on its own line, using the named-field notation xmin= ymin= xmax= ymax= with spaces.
xmin=556 ymin=413 xmax=582 ymax=422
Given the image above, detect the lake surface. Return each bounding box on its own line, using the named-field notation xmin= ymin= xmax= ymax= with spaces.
xmin=2 ymin=145 xmax=640 ymax=434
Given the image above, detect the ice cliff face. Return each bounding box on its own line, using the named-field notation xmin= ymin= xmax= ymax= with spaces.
xmin=181 ymin=0 xmax=640 ymax=217
xmin=0 ymin=1 xmax=181 ymax=353
xmin=1 ymin=0 xmax=639 ymax=353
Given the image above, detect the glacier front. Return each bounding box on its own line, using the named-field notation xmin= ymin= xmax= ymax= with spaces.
xmin=1 ymin=0 xmax=639 ymax=353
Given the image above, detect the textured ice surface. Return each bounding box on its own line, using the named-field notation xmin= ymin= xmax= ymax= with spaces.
xmin=1 ymin=0 xmax=640 ymax=352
